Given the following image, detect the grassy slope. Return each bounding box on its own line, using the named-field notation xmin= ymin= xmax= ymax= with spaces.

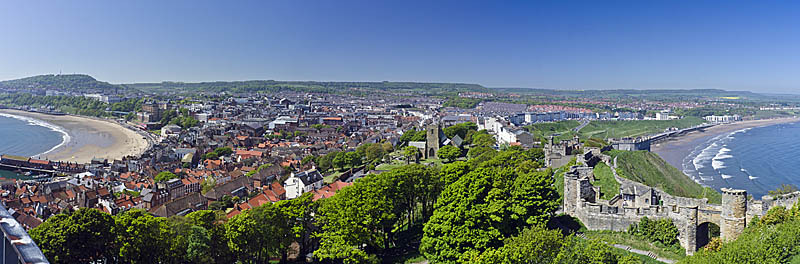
xmin=593 ymin=163 xmax=620 ymax=200
xmin=607 ymin=150 xmax=721 ymax=204
xmin=525 ymin=120 xmax=581 ymax=141
xmin=526 ymin=117 xmax=707 ymax=144
xmin=553 ymin=158 xmax=578 ymax=198
xmin=579 ymin=116 xmax=706 ymax=139
xmin=584 ymin=230 xmax=686 ymax=261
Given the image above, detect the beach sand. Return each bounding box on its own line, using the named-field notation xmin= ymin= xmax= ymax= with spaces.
xmin=652 ymin=117 xmax=800 ymax=170
xmin=0 ymin=109 xmax=151 ymax=164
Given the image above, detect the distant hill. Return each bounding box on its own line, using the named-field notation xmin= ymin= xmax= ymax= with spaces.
xmin=0 ymin=74 xmax=491 ymax=96
xmin=494 ymin=87 xmax=798 ymax=101
xmin=125 ymin=80 xmax=490 ymax=95
xmin=0 ymin=74 xmax=126 ymax=94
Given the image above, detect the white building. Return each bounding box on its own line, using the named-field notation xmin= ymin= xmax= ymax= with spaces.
xmin=655 ymin=110 xmax=671 ymax=120
xmin=704 ymin=115 xmax=741 ymax=123
xmin=284 ymin=169 xmax=324 ymax=199
xmin=161 ymin=124 xmax=182 ymax=140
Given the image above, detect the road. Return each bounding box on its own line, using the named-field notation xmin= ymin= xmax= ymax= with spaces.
xmin=574 ymin=120 xmax=590 ymax=132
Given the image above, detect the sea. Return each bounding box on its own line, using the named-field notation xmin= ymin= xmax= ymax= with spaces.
xmin=0 ymin=113 xmax=68 ymax=180
xmin=682 ymin=121 xmax=800 ymax=198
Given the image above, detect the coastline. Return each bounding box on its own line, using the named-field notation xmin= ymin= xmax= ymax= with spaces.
xmin=652 ymin=117 xmax=800 ymax=174
xmin=0 ymin=109 xmax=151 ymax=164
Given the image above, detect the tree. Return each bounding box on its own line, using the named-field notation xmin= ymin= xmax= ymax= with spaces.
xmin=410 ymin=130 xmax=427 ymax=141
xmin=115 ymin=209 xmax=174 ymax=263
xmin=553 ymin=237 xmax=636 ymax=264
xmin=226 ymin=203 xmax=288 ymax=263
xmin=399 ymin=128 xmax=418 ymax=146
xmin=472 ymin=130 xmax=497 ymax=147
xmin=215 ymin=147 xmax=233 ymax=156
xmin=186 ymin=210 xmax=233 ymax=263
xmin=382 ymin=141 xmax=393 ymax=153
xmin=403 ymin=146 xmax=420 ymax=164
xmin=29 ymin=208 xmax=117 ymax=263
xmin=443 ymin=122 xmax=478 ymax=139
xmin=345 ymin=151 xmax=362 ymax=168
xmin=439 ymin=161 xmax=472 ymax=186
xmin=312 ymin=123 xmax=330 ymax=131
xmin=437 ymin=145 xmax=461 ymax=162
xmin=468 ymin=146 xmax=495 ymax=160
xmin=365 ymin=143 xmax=385 ymax=162
xmin=203 ymin=151 xmax=219 ymax=160
xmin=333 ymin=152 xmax=347 ymax=171
xmin=275 ymin=192 xmax=317 ymax=262
xmin=317 ymin=152 xmax=335 ymax=172
xmin=475 ymin=225 xmax=564 ymax=264
xmin=315 ymin=173 xmax=400 ymax=262
xmin=301 ymin=155 xmax=314 ymax=165
xmin=155 ymin=171 xmax=178 ymax=182
xmin=420 ymin=164 xmax=559 ymax=263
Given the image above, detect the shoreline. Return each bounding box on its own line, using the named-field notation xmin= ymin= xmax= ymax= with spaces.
xmin=652 ymin=117 xmax=800 ymax=178
xmin=0 ymin=109 xmax=151 ymax=164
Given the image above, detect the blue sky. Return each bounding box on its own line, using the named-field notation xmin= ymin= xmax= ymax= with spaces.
xmin=2 ymin=0 xmax=800 ymax=93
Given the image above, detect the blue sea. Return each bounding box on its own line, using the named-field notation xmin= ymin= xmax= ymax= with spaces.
xmin=0 ymin=113 xmax=67 ymax=158
xmin=682 ymin=121 xmax=800 ymax=198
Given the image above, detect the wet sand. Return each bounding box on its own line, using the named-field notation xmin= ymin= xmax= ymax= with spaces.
xmin=0 ymin=109 xmax=150 ymax=164
xmin=652 ymin=117 xmax=800 ymax=170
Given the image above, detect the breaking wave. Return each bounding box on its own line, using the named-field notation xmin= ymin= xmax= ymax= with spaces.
xmin=0 ymin=113 xmax=70 ymax=157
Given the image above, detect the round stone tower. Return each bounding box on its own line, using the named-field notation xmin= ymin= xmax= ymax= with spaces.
xmin=721 ymin=188 xmax=747 ymax=242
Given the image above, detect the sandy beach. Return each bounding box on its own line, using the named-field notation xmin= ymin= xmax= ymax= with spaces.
xmin=0 ymin=109 xmax=151 ymax=164
xmin=652 ymin=117 xmax=800 ymax=170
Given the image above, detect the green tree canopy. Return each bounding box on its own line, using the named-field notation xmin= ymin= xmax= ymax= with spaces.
xmin=437 ymin=145 xmax=461 ymax=162
xmin=155 ymin=171 xmax=178 ymax=182
xmin=29 ymin=208 xmax=117 ymax=263
xmin=420 ymin=164 xmax=560 ymax=263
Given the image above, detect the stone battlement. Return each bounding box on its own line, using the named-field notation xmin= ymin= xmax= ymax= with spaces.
xmin=563 ymin=160 xmax=772 ymax=255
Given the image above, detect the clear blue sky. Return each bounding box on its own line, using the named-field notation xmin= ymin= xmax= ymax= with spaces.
xmin=2 ymin=0 xmax=800 ymax=93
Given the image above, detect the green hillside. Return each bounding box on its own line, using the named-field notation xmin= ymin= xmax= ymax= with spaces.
xmin=579 ymin=117 xmax=707 ymax=139
xmin=0 ymin=74 xmax=125 ymax=94
xmin=606 ymin=150 xmax=721 ymax=204
xmin=526 ymin=117 xmax=707 ymax=142
xmin=525 ymin=120 xmax=581 ymax=142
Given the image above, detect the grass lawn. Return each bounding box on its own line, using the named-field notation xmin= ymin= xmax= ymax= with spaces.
xmin=376 ymin=159 xmax=407 ymax=171
xmin=583 ymin=230 xmax=686 ymax=261
xmin=606 ymin=150 xmax=721 ymax=204
xmin=593 ymin=163 xmax=620 ymax=200
xmin=322 ymin=171 xmax=343 ymax=184
xmin=420 ymin=158 xmax=443 ymax=167
xmin=579 ymin=116 xmax=706 ymax=139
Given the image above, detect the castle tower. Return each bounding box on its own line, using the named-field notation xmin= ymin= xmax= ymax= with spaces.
xmin=425 ymin=123 xmax=442 ymax=159
xmin=562 ymin=170 xmax=579 ymax=215
xmin=679 ymin=206 xmax=699 ymax=255
xmin=721 ymin=188 xmax=747 ymax=242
